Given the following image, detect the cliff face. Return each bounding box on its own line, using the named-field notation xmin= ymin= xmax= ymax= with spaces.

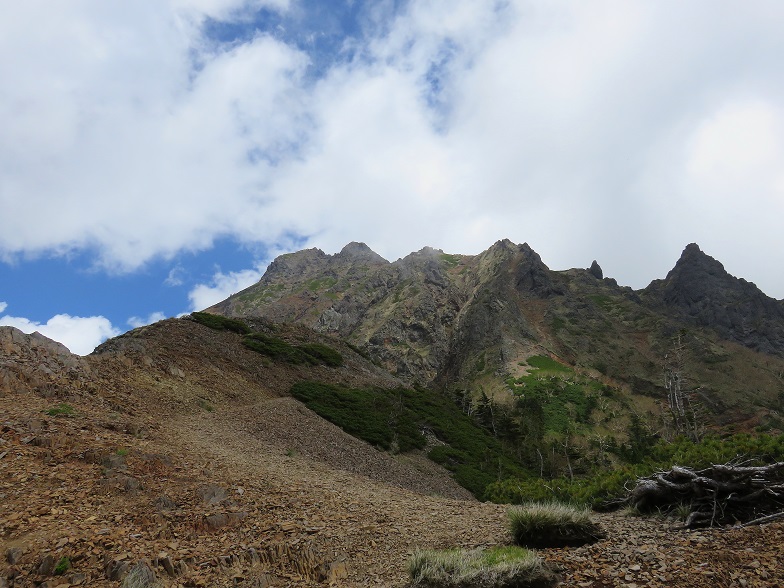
xmin=209 ymin=240 xmax=784 ymax=425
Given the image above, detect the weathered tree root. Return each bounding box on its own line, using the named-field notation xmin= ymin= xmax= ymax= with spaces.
xmin=626 ymin=461 xmax=784 ymax=528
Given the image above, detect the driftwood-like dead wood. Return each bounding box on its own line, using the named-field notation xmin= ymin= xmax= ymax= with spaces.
xmin=627 ymin=461 xmax=784 ymax=528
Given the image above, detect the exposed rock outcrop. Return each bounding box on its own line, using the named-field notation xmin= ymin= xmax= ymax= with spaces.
xmin=0 ymin=327 xmax=85 ymax=397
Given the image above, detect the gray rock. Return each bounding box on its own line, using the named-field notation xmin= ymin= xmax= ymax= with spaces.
xmin=121 ymin=561 xmax=159 ymax=587
xmin=589 ymin=260 xmax=603 ymax=279
xmin=5 ymin=547 xmax=23 ymax=564
xmin=197 ymin=484 xmax=227 ymax=505
xmin=37 ymin=554 xmax=57 ymax=576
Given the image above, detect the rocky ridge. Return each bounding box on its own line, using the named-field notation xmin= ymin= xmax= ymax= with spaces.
xmin=211 ymin=241 xmax=784 ymax=429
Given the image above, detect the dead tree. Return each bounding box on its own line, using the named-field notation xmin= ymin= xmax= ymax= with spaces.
xmin=626 ymin=461 xmax=784 ymax=528
xmin=663 ymin=333 xmax=704 ymax=441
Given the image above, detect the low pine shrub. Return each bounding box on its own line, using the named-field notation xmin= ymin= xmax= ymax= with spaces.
xmin=297 ymin=343 xmax=344 ymax=367
xmin=54 ymin=556 xmax=71 ymax=575
xmin=243 ymin=334 xmax=344 ymax=367
xmin=243 ymin=333 xmax=312 ymax=364
xmin=190 ymin=312 xmax=250 ymax=334
xmin=290 ymin=381 xmax=527 ymax=497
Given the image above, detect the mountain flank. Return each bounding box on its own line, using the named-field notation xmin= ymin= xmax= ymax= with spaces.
xmin=211 ymin=240 xmax=784 ymax=432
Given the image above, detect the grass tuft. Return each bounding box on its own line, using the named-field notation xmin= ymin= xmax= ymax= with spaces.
xmin=508 ymin=501 xmax=605 ymax=548
xmin=46 ymin=403 xmax=75 ymax=417
xmin=408 ymin=546 xmax=559 ymax=588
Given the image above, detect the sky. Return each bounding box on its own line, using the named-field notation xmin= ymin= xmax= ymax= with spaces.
xmin=1 ymin=0 xmax=784 ymax=355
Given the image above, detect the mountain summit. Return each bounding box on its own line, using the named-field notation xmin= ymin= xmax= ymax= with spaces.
xmin=642 ymin=243 xmax=784 ymax=356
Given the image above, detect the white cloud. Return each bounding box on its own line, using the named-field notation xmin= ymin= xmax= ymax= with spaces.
xmin=127 ymin=312 xmax=168 ymax=329
xmin=2 ymin=1 xmax=784 ymax=296
xmin=165 ymin=265 xmax=187 ymax=287
xmin=188 ymin=267 xmax=265 ymax=311
xmin=0 ymin=310 xmax=121 ymax=356
xmin=0 ymin=301 xmax=6 ymax=313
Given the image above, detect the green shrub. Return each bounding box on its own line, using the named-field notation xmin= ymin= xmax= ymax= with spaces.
xmin=54 ymin=556 xmax=71 ymax=575
xmin=297 ymin=343 xmax=344 ymax=367
xmin=508 ymin=501 xmax=605 ymax=548
xmin=190 ymin=312 xmax=250 ymax=334
xmin=243 ymin=333 xmax=312 ymax=364
xmin=243 ymin=334 xmax=344 ymax=367
xmin=409 ymin=546 xmax=559 ymax=588
xmin=487 ymin=433 xmax=784 ymax=509
xmin=290 ymin=382 xmax=398 ymax=449
xmin=525 ymin=356 xmax=572 ymax=373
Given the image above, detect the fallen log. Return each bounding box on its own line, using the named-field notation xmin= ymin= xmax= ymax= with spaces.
xmin=626 ymin=461 xmax=784 ymax=528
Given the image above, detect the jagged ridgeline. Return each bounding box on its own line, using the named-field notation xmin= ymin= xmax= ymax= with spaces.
xmin=206 ymin=240 xmax=784 ymax=500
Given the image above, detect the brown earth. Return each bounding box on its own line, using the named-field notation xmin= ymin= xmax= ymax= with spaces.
xmin=1 ymin=320 xmax=783 ymax=587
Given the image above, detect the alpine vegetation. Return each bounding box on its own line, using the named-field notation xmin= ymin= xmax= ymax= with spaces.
xmin=508 ymin=501 xmax=606 ymax=548
xmin=408 ymin=546 xmax=560 ymax=588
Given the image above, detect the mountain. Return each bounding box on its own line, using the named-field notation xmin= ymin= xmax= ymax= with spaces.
xmin=4 ymin=239 xmax=784 ymax=586
xmin=210 ymin=240 xmax=784 ymax=431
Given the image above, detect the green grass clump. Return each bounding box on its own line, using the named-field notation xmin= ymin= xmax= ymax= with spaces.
xmin=409 ymin=546 xmax=559 ymax=588
xmin=45 ymin=403 xmax=75 ymax=417
xmin=508 ymin=501 xmax=605 ymax=548
xmin=190 ymin=311 xmax=250 ymax=334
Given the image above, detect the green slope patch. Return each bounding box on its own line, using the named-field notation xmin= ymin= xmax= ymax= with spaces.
xmin=290 ymin=382 xmax=527 ymax=498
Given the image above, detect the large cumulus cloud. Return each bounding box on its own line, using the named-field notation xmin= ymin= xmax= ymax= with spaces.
xmin=2 ymin=0 xmax=783 ymax=296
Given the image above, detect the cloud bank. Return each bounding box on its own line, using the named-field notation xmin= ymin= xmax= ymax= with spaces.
xmin=2 ymin=1 xmax=784 ymax=296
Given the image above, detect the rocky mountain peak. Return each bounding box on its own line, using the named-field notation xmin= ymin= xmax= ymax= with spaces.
xmin=264 ymin=247 xmax=328 ymax=280
xmin=337 ymin=242 xmax=388 ymax=265
xmin=669 ymin=243 xmax=727 ymax=280
xmin=644 ymin=243 xmax=784 ymax=356
xmin=512 ymin=243 xmax=562 ymax=297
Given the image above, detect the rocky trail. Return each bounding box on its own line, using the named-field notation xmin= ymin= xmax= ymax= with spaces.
xmin=2 ymin=322 xmax=783 ymax=587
